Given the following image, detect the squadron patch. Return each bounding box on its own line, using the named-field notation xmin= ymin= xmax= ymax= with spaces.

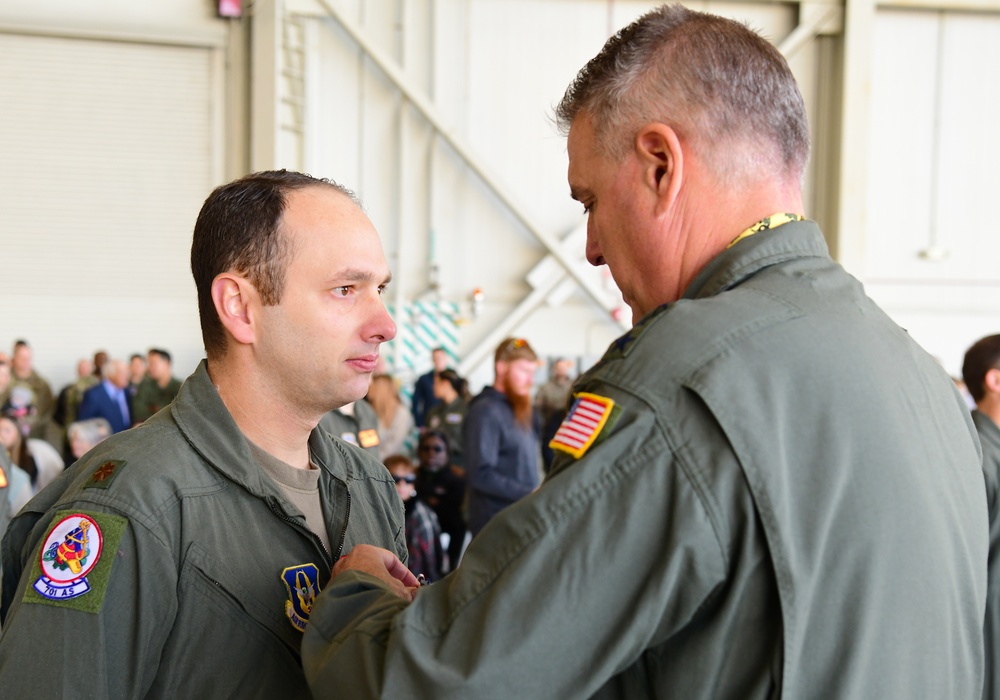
xmin=358 ymin=429 xmax=380 ymax=449
xmin=25 ymin=511 xmax=127 ymax=612
xmin=549 ymin=393 xmax=617 ymax=459
xmin=281 ymin=563 xmax=321 ymax=632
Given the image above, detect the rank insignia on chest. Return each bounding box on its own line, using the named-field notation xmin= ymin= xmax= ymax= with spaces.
xmin=281 ymin=563 xmax=321 ymax=632
xmin=549 ymin=392 xmax=617 ymax=459
xmin=358 ymin=429 xmax=380 ymax=448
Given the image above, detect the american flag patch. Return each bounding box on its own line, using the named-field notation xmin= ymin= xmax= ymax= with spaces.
xmin=549 ymin=392 xmax=615 ymax=459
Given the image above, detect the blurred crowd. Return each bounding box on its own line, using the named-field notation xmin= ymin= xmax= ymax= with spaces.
xmin=0 ymin=337 xmax=583 ymax=583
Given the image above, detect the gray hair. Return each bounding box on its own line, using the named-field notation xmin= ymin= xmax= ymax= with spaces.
xmin=101 ymin=359 xmax=125 ymax=381
xmin=68 ymin=417 xmax=112 ymax=447
xmin=555 ymin=4 xmax=810 ymax=181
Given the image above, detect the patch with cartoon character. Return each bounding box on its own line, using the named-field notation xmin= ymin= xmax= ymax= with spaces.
xmin=281 ymin=563 xmax=321 ymax=632
xmin=25 ymin=510 xmax=127 ymax=613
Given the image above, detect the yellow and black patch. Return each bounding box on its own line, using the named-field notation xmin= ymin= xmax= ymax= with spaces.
xmin=358 ymin=429 xmax=380 ymax=448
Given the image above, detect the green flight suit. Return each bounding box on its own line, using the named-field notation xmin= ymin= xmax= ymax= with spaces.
xmin=974 ymin=409 xmax=1000 ymax=700
xmin=301 ymin=220 xmax=987 ymax=699
xmin=131 ymin=374 xmax=182 ymax=424
xmin=425 ymin=397 xmax=468 ymax=467
xmin=0 ymin=360 xmax=405 ymax=697
xmin=320 ymin=399 xmax=381 ymax=460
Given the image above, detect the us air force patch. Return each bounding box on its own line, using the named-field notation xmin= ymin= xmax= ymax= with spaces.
xmin=281 ymin=563 xmax=321 ymax=632
xmin=24 ymin=510 xmax=127 ymax=613
xmin=549 ymin=392 xmax=617 ymax=459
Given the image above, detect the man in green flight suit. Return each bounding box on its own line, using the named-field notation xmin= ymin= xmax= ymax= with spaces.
xmin=963 ymin=335 xmax=1000 ymax=700
xmin=131 ymin=348 xmax=182 ymax=424
xmin=299 ymin=6 xmax=988 ymax=699
xmin=0 ymin=170 xmax=406 ymax=697
xmin=320 ymin=399 xmax=382 ymax=459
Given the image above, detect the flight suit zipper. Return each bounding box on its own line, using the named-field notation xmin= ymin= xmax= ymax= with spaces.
xmin=334 ymin=491 xmax=352 ymax=561
xmin=267 ymin=497 xmax=334 ymax=569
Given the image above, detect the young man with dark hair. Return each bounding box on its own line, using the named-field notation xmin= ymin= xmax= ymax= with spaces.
xmin=131 ymin=348 xmax=182 ymax=424
xmin=0 ymin=170 xmax=406 ymax=698
xmin=964 ymin=333 xmax=1000 ymax=700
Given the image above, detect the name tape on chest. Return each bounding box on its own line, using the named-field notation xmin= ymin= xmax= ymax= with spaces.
xmin=549 ymin=392 xmax=616 ymax=459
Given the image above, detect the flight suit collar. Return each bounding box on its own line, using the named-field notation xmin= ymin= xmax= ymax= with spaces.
xmin=682 ymin=219 xmax=830 ymax=301
xmin=170 ymin=360 xmax=346 ymax=501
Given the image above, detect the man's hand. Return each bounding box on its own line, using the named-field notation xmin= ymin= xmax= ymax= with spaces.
xmin=333 ymin=544 xmax=420 ymax=601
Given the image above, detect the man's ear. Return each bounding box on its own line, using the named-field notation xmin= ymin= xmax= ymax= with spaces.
xmin=211 ymin=273 xmax=258 ymax=347
xmin=635 ymin=123 xmax=684 ymax=215
xmin=986 ymin=368 xmax=1000 ymax=396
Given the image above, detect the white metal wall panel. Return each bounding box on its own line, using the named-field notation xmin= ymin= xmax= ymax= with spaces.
xmin=304 ymin=1 xmax=805 ymax=376
xmin=0 ymin=32 xmax=216 ymax=387
xmin=864 ymin=9 xmax=1000 ymax=374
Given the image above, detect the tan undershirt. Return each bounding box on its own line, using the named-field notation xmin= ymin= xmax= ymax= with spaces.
xmin=248 ymin=441 xmax=331 ymax=554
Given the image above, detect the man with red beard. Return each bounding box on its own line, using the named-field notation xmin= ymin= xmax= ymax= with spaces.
xmin=463 ymin=337 xmax=540 ymax=536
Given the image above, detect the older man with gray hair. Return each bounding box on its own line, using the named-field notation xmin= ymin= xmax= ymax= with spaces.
xmin=75 ymin=358 xmax=131 ymax=434
xmin=299 ymin=5 xmax=987 ymax=699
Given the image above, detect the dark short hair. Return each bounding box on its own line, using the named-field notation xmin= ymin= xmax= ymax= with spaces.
xmin=963 ymin=335 xmax=1000 ymax=403
xmin=129 ymin=354 xmax=144 ymax=363
xmin=148 ymin=348 xmax=172 ymax=364
xmin=435 ymin=369 xmax=467 ymax=398
xmin=419 ymin=429 xmax=452 ymax=456
xmin=190 ymin=170 xmax=359 ymax=359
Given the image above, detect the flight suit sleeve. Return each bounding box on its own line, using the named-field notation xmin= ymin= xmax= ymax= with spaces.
xmin=302 ymin=403 xmax=728 ymax=699
xmin=0 ymin=506 xmax=177 ymax=697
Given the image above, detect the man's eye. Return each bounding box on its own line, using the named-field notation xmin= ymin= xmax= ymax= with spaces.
xmin=582 ymin=202 xmax=593 ymax=214
xmin=377 ymin=285 xmax=388 ymax=296
xmin=333 ymin=287 xmax=351 ymax=297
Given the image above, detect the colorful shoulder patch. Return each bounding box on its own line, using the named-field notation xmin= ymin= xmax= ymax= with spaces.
xmin=549 ymin=392 xmax=617 ymax=459
xmin=84 ymin=459 xmax=127 ymax=489
xmin=24 ymin=510 xmax=127 ymax=613
xmin=358 ymin=429 xmax=380 ymax=448
xmin=281 ymin=563 xmax=321 ymax=632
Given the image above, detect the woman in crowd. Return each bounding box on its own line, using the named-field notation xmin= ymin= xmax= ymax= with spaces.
xmin=385 ymin=454 xmax=443 ymax=582
xmin=424 ymin=368 xmax=470 ymax=466
xmin=367 ymin=374 xmax=415 ymax=461
xmin=67 ymin=417 xmax=113 ymax=461
xmin=415 ymin=429 xmax=468 ymax=573
xmin=0 ymin=414 xmax=64 ymax=507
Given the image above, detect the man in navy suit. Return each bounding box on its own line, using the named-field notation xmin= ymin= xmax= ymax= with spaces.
xmin=77 ymin=358 xmax=131 ymax=434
